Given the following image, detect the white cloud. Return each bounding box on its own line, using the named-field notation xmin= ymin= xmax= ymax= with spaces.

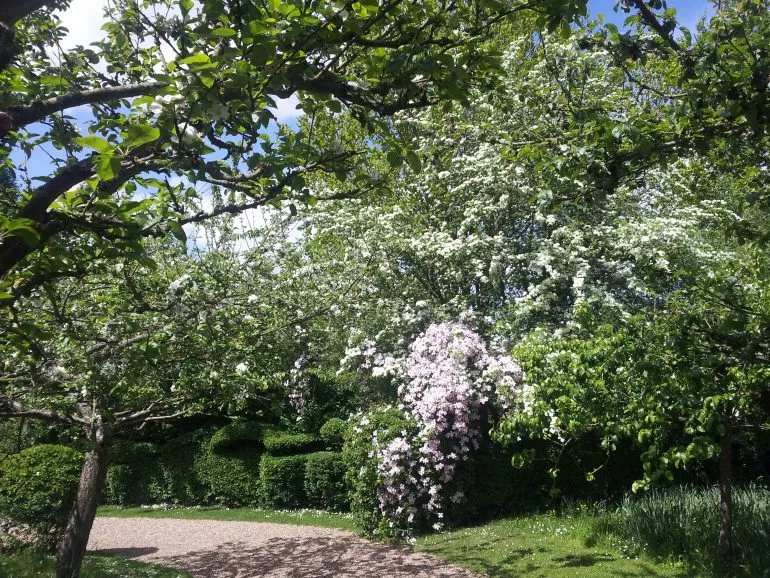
xmin=55 ymin=0 xmax=109 ymax=51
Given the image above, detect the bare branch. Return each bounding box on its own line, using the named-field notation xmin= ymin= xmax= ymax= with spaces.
xmin=2 ymin=81 xmax=168 ymax=136
xmin=0 ymin=399 xmax=85 ymax=424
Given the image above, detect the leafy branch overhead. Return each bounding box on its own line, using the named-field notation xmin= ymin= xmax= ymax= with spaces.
xmin=0 ymin=0 xmax=586 ymax=286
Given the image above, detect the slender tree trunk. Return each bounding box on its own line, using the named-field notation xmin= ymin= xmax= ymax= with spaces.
xmin=717 ymin=429 xmax=734 ymax=567
xmin=54 ymin=431 xmax=109 ymax=578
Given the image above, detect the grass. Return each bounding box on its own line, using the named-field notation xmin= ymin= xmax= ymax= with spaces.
xmin=415 ymin=513 xmax=693 ymax=578
xmin=0 ymin=549 xmax=191 ymax=578
xmin=611 ymin=484 xmax=770 ymax=577
xmin=98 ymin=504 xmax=357 ymax=531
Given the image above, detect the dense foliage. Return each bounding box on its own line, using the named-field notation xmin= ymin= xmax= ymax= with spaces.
xmin=0 ymin=444 xmax=83 ymax=551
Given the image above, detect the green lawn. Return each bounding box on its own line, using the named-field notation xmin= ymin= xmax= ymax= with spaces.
xmin=0 ymin=550 xmax=191 ymax=578
xmin=97 ymin=505 xmax=357 ymax=531
xmin=415 ymin=514 xmax=693 ymax=578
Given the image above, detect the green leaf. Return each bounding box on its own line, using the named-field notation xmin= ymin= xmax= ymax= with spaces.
xmin=211 ymin=27 xmax=237 ymax=37
xmin=7 ymin=226 xmax=40 ymax=247
xmin=179 ymin=53 xmax=210 ymax=65
xmin=123 ymin=124 xmax=160 ymax=150
xmin=405 ymin=151 xmax=422 ymax=173
xmin=76 ymin=135 xmax=112 ymax=154
xmin=386 ymin=151 xmax=403 ymax=168
xmin=167 ymin=220 xmax=187 ymax=243
xmin=0 ymin=292 xmax=14 ymax=300
xmin=95 ymin=154 xmax=122 ymax=181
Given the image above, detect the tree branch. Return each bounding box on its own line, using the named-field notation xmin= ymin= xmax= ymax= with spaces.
xmin=0 ymin=0 xmax=52 ymax=25
xmin=0 ymin=399 xmax=84 ymax=424
xmin=2 ymin=81 xmax=168 ymax=137
xmin=627 ymin=0 xmax=681 ymax=52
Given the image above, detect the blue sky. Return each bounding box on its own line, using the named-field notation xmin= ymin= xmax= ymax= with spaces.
xmin=588 ymin=0 xmax=711 ymax=30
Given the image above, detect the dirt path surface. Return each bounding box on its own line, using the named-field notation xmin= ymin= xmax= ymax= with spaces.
xmin=88 ymin=517 xmax=481 ymax=578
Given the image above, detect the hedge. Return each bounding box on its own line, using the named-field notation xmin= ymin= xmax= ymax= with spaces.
xmin=209 ymin=422 xmax=263 ymax=453
xmin=304 ymin=452 xmax=349 ymax=511
xmin=195 ymin=438 xmax=262 ymax=507
xmin=263 ymin=431 xmax=321 ymax=456
xmin=319 ymin=418 xmax=346 ymax=451
xmin=258 ymin=454 xmax=308 ymax=508
xmin=0 ymin=444 xmax=83 ymax=551
xmin=104 ymin=426 xmax=263 ymax=507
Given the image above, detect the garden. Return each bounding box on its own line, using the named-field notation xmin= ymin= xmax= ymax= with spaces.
xmin=1 ymin=0 xmax=770 ymax=577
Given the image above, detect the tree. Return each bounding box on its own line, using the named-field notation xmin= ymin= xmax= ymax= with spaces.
xmin=0 ymin=0 xmax=590 ymax=297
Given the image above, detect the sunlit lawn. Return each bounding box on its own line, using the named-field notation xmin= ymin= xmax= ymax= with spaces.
xmin=415 ymin=514 xmax=693 ymax=578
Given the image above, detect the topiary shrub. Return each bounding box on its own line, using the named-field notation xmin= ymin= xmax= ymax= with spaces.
xmin=0 ymin=444 xmax=82 ymax=551
xmin=263 ymin=431 xmax=321 ymax=456
xmin=258 ymin=454 xmax=308 ymax=508
xmin=209 ymin=422 xmax=263 ymax=453
xmin=104 ymin=441 xmax=159 ymax=505
xmin=304 ymin=452 xmax=349 ymax=511
xmin=195 ymin=433 xmax=262 ymax=507
xmin=319 ymin=418 xmax=346 ymax=451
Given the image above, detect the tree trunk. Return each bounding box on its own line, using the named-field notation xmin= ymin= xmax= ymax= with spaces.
xmin=54 ymin=438 xmax=109 ymax=578
xmin=717 ymin=429 xmax=734 ymax=567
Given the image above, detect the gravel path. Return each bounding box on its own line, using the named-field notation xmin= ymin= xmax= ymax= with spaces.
xmin=88 ymin=517 xmax=481 ymax=578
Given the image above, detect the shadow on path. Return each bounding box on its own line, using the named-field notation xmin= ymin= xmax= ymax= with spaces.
xmin=117 ymin=535 xmax=474 ymax=578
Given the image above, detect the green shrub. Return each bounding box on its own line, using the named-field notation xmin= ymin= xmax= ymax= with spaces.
xmin=258 ymin=454 xmax=308 ymax=508
xmin=615 ymin=484 xmax=770 ymax=575
xmin=0 ymin=444 xmax=82 ymax=551
xmin=319 ymin=418 xmax=346 ymax=451
xmin=149 ymin=430 xmax=210 ymax=505
xmin=304 ymin=452 xmax=349 ymax=511
xmin=209 ymin=422 xmax=263 ymax=453
xmin=263 ymin=431 xmax=321 ymax=456
xmin=102 ymin=427 xmax=263 ymax=507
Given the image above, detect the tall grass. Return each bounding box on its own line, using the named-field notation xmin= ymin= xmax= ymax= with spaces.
xmin=607 ymin=484 xmax=770 ymax=576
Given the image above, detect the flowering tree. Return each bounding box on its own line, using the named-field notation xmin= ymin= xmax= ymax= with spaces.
xmin=0 ymin=212 xmax=366 ymax=577
xmin=0 ymin=0 xmax=590 ymax=299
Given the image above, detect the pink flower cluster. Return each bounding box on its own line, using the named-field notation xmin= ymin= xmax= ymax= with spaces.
xmin=374 ymin=322 xmax=522 ymax=529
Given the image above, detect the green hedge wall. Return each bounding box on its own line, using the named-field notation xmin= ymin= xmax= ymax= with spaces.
xmin=0 ymin=444 xmax=83 ymax=551
xmin=263 ymin=431 xmax=321 ymax=456
xmin=196 ymin=438 xmax=262 ymax=507
xmin=258 ymin=454 xmax=309 ymax=508
xmin=209 ymin=422 xmax=263 ymax=453
xmin=304 ymin=452 xmax=349 ymax=511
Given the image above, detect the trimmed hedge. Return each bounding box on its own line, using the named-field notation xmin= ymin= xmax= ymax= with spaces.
xmin=0 ymin=444 xmax=83 ymax=551
xmin=209 ymin=422 xmax=263 ymax=453
xmin=319 ymin=418 xmax=346 ymax=451
xmin=263 ymin=431 xmax=321 ymax=456
xmin=196 ymin=438 xmax=262 ymax=507
xmin=104 ymin=426 xmax=263 ymax=507
xmin=304 ymin=452 xmax=349 ymax=511
xmin=258 ymin=454 xmax=308 ymax=508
